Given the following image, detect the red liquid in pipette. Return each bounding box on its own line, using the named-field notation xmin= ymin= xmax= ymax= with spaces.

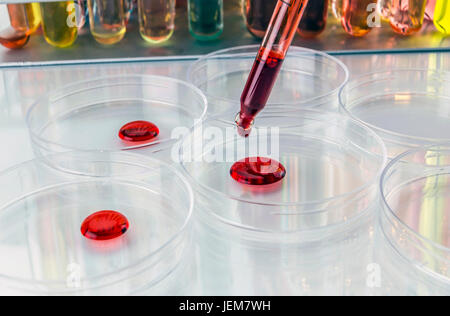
xmin=239 ymin=48 xmax=285 ymax=133
xmin=236 ymin=0 xmax=309 ymax=136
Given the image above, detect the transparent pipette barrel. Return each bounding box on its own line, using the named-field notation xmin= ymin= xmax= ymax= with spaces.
xmin=237 ymin=0 xmax=309 ymax=135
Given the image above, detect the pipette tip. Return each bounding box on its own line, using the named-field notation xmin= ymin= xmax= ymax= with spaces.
xmin=235 ymin=112 xmax=254 ymax=137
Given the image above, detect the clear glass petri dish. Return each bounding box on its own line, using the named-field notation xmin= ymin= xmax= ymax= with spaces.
xmin=0 ymin=151 xmax=193 ymax=295
xmin=380 ymin=144 xmax=450 ymax=286
xmin=375 ymin=225 xmax=450 ymax=295
xmin=195 ymin=204 xmax=376 ymax=295
xmin=180 ymin=109 xmax=386 ymax=242
xmin=26 ymin=75 xmax=208 ymax=159
xmin=187 ymin=45 xmax=349 ymax=118
xmin=339 ymin=69 xmax=450 ymax=159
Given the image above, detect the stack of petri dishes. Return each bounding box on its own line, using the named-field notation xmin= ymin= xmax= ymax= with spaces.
xmin=184 ymin=45 xmax=400 ymax=295
xmin=0 ymin=74 xmax=208 ymax=295
xmin=340 ymin=69 xmax=450 ymax=293
xmin=0 ymin=151 xmax=194 ymax=295
xmin=378 ymin=145 xmax=450 ymax=295
xmin=3 ymin=44 xmax=449 ymax=295
xmin=180 ymin=110 xmax=386 ymax=295
xmin=181 ymin=111 xmax=386 ymax=237
xmin=26 ymin=75 xmax=207 ymax=160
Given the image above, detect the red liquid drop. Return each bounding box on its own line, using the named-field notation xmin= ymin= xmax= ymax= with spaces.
xmin=81 ymin=211 xmax=129 ymax=241
xmin=230 ymin=157 xmax=286 ymax=185
xmin=119 ymin=121 xmax=159 ymax=142
xmin=237 ymin=48 xmax=285 ymax=134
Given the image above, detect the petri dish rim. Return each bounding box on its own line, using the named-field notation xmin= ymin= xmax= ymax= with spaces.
xmin=180 ymin=109 xmax=387 ymax=209
xmin=0 ymin=151 xmax=194 ymax=291
xmin=380 ymin=143 xmax=450 ymax=256
xmin=25 ymin=74 xmax=208 ymax=153
xmin=339 ymin=68 xmax=450 ymax=147
xmin=187 ymin=44 xmax=350 ymax=108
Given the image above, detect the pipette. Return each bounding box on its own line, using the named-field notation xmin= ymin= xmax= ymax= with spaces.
xmin=236 ymin=0 xmax=309 ymax=136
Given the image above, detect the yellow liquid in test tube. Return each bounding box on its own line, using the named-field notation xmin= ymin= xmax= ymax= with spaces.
xmin=40 ymin=1 xmax=78 ymax=48
xmin=434 ymin=0 xmax=450 ymax=35
xmin=25 ymin=3 xmax=41 ymax=33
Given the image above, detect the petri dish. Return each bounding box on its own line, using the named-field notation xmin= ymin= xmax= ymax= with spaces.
xmin=180 ymin=109 xmax=386 ymax=242
xmin=0 ymin=151 xmax=193 ymax=295
xmin=26 ymin=75 xmax=208 ymax=159
xmin=375 ymin=224 xmax=450 ymax=295
xmin=187 ymin=45 xmax=349 ymax=118
xmin=195 ymin=204 xmax=376 ymax=295
xmin=380 ymin=145 xmax=450 ymax=286
xmin=339 ymin=69 xmax=450 ymax=158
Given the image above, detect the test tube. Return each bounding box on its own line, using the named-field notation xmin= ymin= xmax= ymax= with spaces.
xmin=138 ymin=0 xmax=176 ymax=43
xmin=74 ymin=0 xmax=88 ymax=31
xmin=297 ymin=0 xmax=328 ymax=38
xmin=332 ymin=0 xmax=378 ymax=37
xmin=188 ymin=0 xmax=223 ymax=41
xmin=40 ymin=1 xmax=78 ymax=48
xmin=25 ymin=3 xmax=41 ymax=34
xmin=425 ymin=0 xmax=436 ymax=21
xmin=379 ymin=0 xmax=427 ymax=35
xmin=124 ymin=0 xmax=135 ymax=23
xmin=434 ymin=0 xmax=450 ymax=34
xmin=0 ymin=4 xmax=30 ymax=49
xmin=87 ymin=0 xmax=127 ymax=45
xmin=243 ymin=0 xmax=278 ymax=39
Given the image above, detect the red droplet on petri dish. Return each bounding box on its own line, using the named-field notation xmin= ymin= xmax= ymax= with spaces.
xmin=119 ymin=121 xmax=159 ymax=142
xmin=230 ymin=157 xmax=286 ymax=185
xmin=81 ymin=211 xmax=129 ymax=241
